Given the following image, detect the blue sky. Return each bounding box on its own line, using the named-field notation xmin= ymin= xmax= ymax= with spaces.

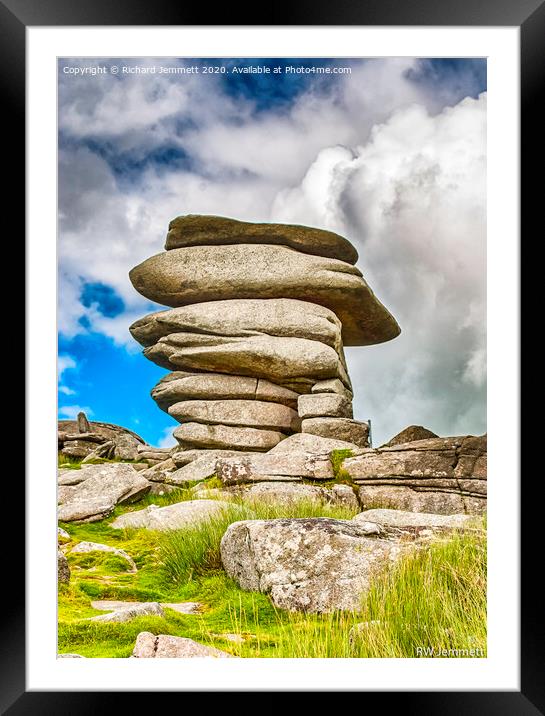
xmin=58 ymin=58 xmax=487 ymax=446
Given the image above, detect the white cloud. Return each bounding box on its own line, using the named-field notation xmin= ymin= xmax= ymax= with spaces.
xmin=58 ymin=354 xmax=76 ymax=379
xmin=58 ymin=405 xmax=94 ymax=420
xmin=156 ymin=426 xmax=177 ymax=449
xmin=59 ymin=385 xmax=76 ymax=395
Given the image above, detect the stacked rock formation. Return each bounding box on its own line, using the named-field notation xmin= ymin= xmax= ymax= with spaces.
xmin=129 ymin=215 xmax=400 ymax=452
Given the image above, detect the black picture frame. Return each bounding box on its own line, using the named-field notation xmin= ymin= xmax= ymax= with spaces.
xmin=10 ymin=0 xmax=534 ymax=711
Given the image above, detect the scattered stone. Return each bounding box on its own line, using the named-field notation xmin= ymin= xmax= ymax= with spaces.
xmin=58 ymin=527 xmax=71 ymax=543
xmin=89 ymin=602 xmax=163 ymax=623
xmin=220 ymin=518 xmax=410 ymax=612
xmin=110 ymin=500 xmax=239 ymax=531
xmin=132 ymin=632 xmax=235 ymax=658
xmin=302 ymin=417 xmax=369 ymax=448
xmin=91 ymin=600 xmax=203 ymax=614
xmin=58 ymin=550 xmax=70 ymax=584
xmin=70 ymin=541 xmax=137 ymax=572
xmin=298 ymin=393 xmax=353 ymax=419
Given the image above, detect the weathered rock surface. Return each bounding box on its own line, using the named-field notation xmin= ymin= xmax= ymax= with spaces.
xmin=70 ymin=541 xmax=137 ymax=572
xmin=113 ymin=433 xmax=141 ymax=461
xmin=171 ymin=448 xmax=244 ymax=468
xmin=215 ymin=453 xmax=334 ymax=485
xmin=357 ymin=485 xmax=486 ymax=515
xmin=139 ymin=458 xmax=177 ymax=483
xmin=58 ymin=549 xmax=70 ymax=584
xmin=168 ymin=399 xmax=300 ymax=432
xmin=59 ymin=416 xmax=147 ymax=460
xmin=129 ymin=244 xmax=400 ymax=347
xmin=164 ymin=214 xmax=359 ymax=264
xmin=92 ymin=600 xmax=202 ymax=614
xmin=174 ymin=423 xmax=286 ymax=452
xmin=302 ymin=417 xmax=369 ymax=447
xmin=131 ymin=298 xmax=344 ymax=353
xmin=298 ymin=393 xmax=353 ymax=419
xmin=58 ymin=527 xmax=71 ymax=543
xmin=268 ymin=432 xmax=360 ymax=455
xmin=57 ymin=464 xmax=151 ymax=522
xmin=144 ymin=333 xmax=350 ymax=388
xmin=152 ymin=371 xmax=299 ymax=411
xmin=132 ymin=632 xmax=234 ymax=658
xmin=352 ymin=508 xmax=481 ymax=530
xmin=220 ymin=518 xmax=410 ymax=612
xmin=110 ymin=500 xmax=237 ymax=531
xmin=90 ymin=602 xmax=163 ymax=623
xmin=239 ymin=482 xmax=329 ymax=505
xmin=381 ymin=425 xmax=439 ymax=447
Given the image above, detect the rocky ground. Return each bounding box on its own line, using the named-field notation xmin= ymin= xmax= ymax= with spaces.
xmin=58 ymin=421 xmax=487 ymax=659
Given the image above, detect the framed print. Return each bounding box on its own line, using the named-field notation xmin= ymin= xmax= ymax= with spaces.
xmin=8 ymin=0 xmax=537 ymax=710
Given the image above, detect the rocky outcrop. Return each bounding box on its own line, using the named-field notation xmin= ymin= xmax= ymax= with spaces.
xmin=132 ymin=632 xmax=235 ymax=658
xmin=58 ymin=413 xmax=147 ymax=461
xmin=342 ymin=435 xmax=487 ymax=515
xmin=220 ymin=517 xmax=413 ymax=612
xmin=129 ymin=216 xmax=400 ymax=452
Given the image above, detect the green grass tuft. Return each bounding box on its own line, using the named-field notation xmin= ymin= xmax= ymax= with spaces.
xmin=329 ymin=449 xmax=355 ymax=482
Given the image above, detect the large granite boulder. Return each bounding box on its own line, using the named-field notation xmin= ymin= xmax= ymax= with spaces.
xmin=268 ymin=432 xmax=360 ymax=455
xmin=220 ymin=518 xmax=411 ymax=612
xmin=164 ymin=214 xmax=359 ymax=264
xmin=151 ymin=372 xmax=299 ymax=411
xmin=129 ymin=244 xmax=400 ymax=347
xmin=132 ymin=632 xmax=234 ymax=658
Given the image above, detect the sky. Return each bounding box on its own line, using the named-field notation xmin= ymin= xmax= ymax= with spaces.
xmin=58 ymin=57 xmax=486 ymax=447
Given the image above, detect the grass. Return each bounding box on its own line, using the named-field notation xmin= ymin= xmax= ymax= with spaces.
xmin=58 ymin=488 xmax=486 ymax=658
xmin=329 ymin=449 xmax=355 ymax=482
xmin=58 ymin=452 xmax=147 ymax=469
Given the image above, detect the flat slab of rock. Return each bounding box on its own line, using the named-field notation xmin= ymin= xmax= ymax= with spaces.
xmin=89 ymin=602 xmax=164 ymax=623
xmin=164 ymin=214 xmax=359 ymax=264
xmin=174 ymin=423 xmax=286 ymax=452
xmin=171 ymin=448 xmax=246 ymax=468
xmin=353 ymin=509 xmax=482 ymax=530
xmin=139 ymin=458 xmax=177 ymax=483
xmin=357 ymin=485 xmax=486 ymax=515
xmin=129 ymin=244 xmax=400 ymax=347
xmin=152 ymin=371 xmax=299 ymax=411
xmin=57 ymin=464 xmax=151 ymax=523
xmin=70 ymin=541 xmax=137 ymax=572
xmin=215 ymin=453 xmax=334 ymax=485
xmin=220 ymin=518 xmax=410 ymax=612
xmin=145 ymin=333 xmax=350 ymax=389
xmin=240 ymin=482 xmax=330 ymax=505
xmin=110 ymin=500 xmax=236 ymax=531
xmin=132 ymin=298 xmax=343 ymax=354
xmin=302 ymin=417 xmax=369 ymax=448
xmin=132 ymin=632 xmax=234 ymax=658
xmin=298 ymin=393 xmax=353 ymax=419
xmin=91 ymin=600 xmax=203 ymax=614
xmin=168 ymin=399 xmax=301 ymax=432
xmin=268 ymin=432 xmax=360 ymax=455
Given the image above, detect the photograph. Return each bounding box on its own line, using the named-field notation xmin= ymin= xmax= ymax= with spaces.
xmin=56 ymin=56 xmax=487 ymax=660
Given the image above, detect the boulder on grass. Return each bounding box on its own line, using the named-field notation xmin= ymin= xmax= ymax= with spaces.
xmin=132 ymin=632 xmax=235 ymax=658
